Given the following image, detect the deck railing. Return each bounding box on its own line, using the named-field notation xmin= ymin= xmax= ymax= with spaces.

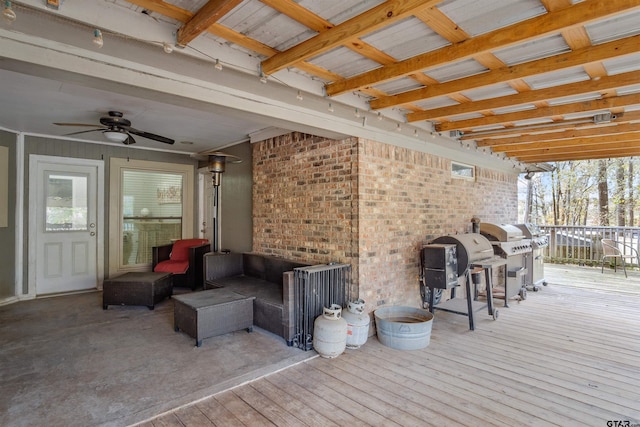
xmin=539 ymin=225 xmax=640 ymax=268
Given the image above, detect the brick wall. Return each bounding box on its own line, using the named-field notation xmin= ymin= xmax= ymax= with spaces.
xmin=356 ymin=138 xmax=517 ymax=310
xmin=253 ymin=133 xmax=518 ymax=312
xmin=252 ymin=132 xmax=358 ymax=265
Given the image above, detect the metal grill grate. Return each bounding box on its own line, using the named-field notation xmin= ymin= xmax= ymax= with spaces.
xmin=292 ymin=263 xmax=350 ymax=351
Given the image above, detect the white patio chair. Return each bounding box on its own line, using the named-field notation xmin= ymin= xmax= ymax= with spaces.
xmin=600 ymin=239 xmax=640 ymax=278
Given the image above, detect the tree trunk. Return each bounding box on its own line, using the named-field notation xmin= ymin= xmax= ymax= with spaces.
xmin=597 ymin=160 xmax=609 ymax=226
xmin=524 ymin=176 xmax=533 ymax=222
xmin=551 ymin=170 xmax=559 ymax=225
xmin=615 ymin=159 xmax=625 ymax=226
xmin=629 ymin=159 xmax=635 ymax=226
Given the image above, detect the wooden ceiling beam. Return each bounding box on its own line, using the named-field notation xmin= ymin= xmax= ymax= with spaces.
xmin=326 ymin=0 xmax=640 ymax=96
xmin=540 ymin=0 xmax=574 ymax=12
xmin=514 ymin=145 xmax=640 ymax=162
xmin=443 ymin=94 xmax=640 ymax=132
xmin=494 ymin=133 xmax=640 ymax=154
xmin=259 ymin=0 xmax=331 ymax=32
xmin=176 ymin=0 xmax=243 ymax=46
xmin=125 ymin=0 xmax=346 ymax=84
xmin=477 ymin=123 xmax=640 ymax=147
xmin=124 ymin=0 xmax=192 ymax=21
xmin=414 ymin=6 xmax=469 ymax=43
xmin=410 ymin=70 xmax=640 ymax=122
xmin=370 ymin=34 xmax=640 ymax=110
xmin=261 ymin=0 xmax=396 ymax=65
xmin=261 ymin=0 xmax=440 ymax=75
xmin=458 ymin=110 xmax=640 ymax=141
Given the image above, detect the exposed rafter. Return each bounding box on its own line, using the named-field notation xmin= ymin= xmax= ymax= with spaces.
xmin=122 ymin=0 xmax=640 ymax=163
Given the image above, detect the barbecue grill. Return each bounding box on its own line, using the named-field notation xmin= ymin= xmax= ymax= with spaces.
xmin=420 ymin=233 xmax=504 ymax=330
xmin=480 ymin=223 xmax=531 ymax=305
xmin=514 ymin=223 xmax=548 ymax=290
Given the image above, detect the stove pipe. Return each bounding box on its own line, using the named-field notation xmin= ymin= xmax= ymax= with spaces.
xmin=471 ymin=216 xmax=481 ymax=234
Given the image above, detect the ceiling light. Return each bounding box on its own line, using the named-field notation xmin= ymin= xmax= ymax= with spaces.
xmin=328 ymin=103 xmax=334 ymax=113
xmin=396 ymin=124 xmax=402 ymax=132
xmin=296 ymin=90 xmax=303 ymax=101
xmin=3 ymin=1 xmax=16 ymax=23
xmin=92 ymin=29 xmax=103 ymax=48
xmin=3 ymin=0 xmax=15 ymax=22
xmin=103 ymin=129 xmax=129 ymax=143
xmin=214 ymin=59 xmax=223 ymax=71
xmin=355 ymin=108 xmax=360 ymax=118
xmin=162 ymin=42 xmax=173 ymax=54
xmin=259 ymin=72 xmax=268 ymax=84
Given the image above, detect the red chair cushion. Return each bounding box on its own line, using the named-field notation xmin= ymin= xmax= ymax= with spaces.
xmin=154 ymin=260 xmax=189 ymax=274
xmin=169 ymin=239 xmax=209 ymax=262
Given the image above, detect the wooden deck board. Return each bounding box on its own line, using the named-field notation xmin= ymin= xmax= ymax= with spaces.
xmin=143 ymin=264 xmax=640 ymax=427
xmin=249 ymin=378 xmax=340 ymax=427
xmin=195 ymin=396 xmax=244 ymax=427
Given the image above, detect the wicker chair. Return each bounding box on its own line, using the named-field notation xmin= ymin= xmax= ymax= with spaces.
xmin=600 ymin=238 xmax=639 ymax=278
xmin=152 ymin=239 xmax=210 ymax=290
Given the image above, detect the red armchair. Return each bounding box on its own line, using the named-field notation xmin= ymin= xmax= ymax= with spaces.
xmin=152 ymin=239 xmax=210 ymax=290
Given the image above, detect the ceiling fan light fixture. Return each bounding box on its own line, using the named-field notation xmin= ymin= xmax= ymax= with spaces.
xmin=104 ymin=129 xmax=129 ymax=143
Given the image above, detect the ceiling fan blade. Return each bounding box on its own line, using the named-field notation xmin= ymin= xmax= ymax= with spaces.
xmin=63 ymin=128 xmax=105 ymax=136
xmin=127 ymin=128 xmax=174 ymax=145
xmin=54 ymin=122 xmax=102 ymax=127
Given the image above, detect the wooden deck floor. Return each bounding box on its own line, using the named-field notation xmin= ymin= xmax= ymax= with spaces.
xmin=139 ymin=264 xmax=640 ymax=427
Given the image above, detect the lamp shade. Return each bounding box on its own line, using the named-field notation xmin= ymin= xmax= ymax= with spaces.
xmin=103 ymin=129 xmax=129 ymax=143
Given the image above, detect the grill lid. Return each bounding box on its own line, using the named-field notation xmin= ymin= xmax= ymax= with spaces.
xmin=480 ymin=223 xmax=525 ymax=242
xmin=432 ymin=233 xmax=496 ymax=276
xmin=513 ymin=223 xmax=543 ymax=238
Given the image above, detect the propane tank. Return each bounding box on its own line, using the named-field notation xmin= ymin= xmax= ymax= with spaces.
xmin=342 ymin=299 xmax=370 ymax=349
xmin=313 ymin=304 xmax=347 ymax=358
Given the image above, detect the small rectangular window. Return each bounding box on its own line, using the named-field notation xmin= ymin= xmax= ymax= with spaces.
xmin=451 ymin=161 xmax=475 ymax=180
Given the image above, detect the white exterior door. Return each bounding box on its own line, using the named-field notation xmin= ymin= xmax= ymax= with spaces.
xmin=29 ymin=156 xmax=104 ymax=295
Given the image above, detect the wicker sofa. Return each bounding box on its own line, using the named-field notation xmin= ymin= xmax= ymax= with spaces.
xmin=204 ymin=252 xmax=310 ymax=344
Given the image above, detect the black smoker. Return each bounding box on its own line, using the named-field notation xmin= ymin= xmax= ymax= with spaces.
xmin=514 ymin=223 xmax=548 ymax=290
xmin=480 ymin=223 xmax=532 ymax=304
xmin=421 ymin=233 xmax=503 ymax=330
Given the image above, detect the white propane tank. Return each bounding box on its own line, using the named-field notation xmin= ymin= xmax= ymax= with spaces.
xmin=342 ymin=299 xmax=370 ymax=349
xmin=313 ymin=304 xmax=347 ymax=358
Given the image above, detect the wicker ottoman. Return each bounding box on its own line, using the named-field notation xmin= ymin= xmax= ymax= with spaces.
xmin=173 ymin=288 xmax=255 ymax=347
xmin=103 ymin=272 xmax=173 ymax=310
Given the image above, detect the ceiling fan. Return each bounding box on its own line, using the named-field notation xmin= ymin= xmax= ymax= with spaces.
xmin=54 ymin=111 xmax=175 ymax=145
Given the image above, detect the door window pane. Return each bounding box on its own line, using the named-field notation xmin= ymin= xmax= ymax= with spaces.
xmin=45 ymin=174 xmax=88 ymax=231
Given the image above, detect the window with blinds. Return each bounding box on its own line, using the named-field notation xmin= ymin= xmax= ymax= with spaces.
xmin=121 ymin=170 xmax=183 ymax=266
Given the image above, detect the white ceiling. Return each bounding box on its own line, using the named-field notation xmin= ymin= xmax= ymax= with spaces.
xmin=0 ymin=66 xmax=270 ymax=153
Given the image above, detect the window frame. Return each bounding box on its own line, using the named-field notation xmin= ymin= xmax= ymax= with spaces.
xmin=108 ymin=158 xmax=194 ymax=276
xmin=451 ymin=161 xmax=476 ymax=181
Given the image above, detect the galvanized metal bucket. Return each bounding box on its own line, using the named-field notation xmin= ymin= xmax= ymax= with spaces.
xmin=374 ymin=306 xmax=433 ymax=350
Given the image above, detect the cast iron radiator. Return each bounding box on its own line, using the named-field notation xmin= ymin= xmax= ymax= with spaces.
xmin=292 ymin=263 xmax=351 ymax=350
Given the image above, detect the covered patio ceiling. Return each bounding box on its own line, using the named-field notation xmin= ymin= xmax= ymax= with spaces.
xmin=2 ymin=0 xmax=639 ymax=165
xmin=123 ymin=0 xmax=640 ymax=163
